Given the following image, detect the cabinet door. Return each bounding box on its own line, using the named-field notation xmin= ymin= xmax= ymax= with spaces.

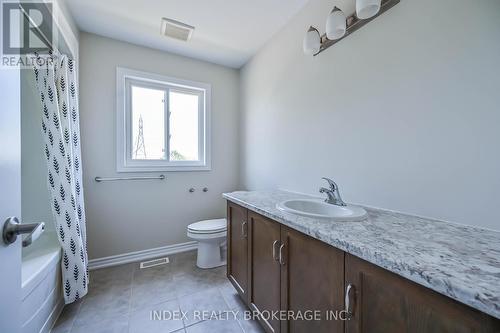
xmin=227 ymin=202 xmax=248 ymax=299
xmin=280 ymin=227 xmax=345 ymax=333
xmin=345 ymin=254 xmax=500 ymax=333
xmin=248 ymin=211 xmax=282 ymax=333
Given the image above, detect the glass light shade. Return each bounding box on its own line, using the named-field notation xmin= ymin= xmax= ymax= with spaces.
xmin=303 ymin=27 xmax=321 ymax=55
xmin=326 ymin=7 xmax=346 ymax=40
xmin=356 ymin=0 xmax=381 ymax=19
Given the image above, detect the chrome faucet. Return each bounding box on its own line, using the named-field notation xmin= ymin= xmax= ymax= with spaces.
xmin=319 ymin=177 xmax=346 ymax=206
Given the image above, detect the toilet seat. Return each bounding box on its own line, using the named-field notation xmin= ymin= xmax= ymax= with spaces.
xmin=187 ymin=230 xmax=227 ymax=240
xmin=188 ymin=219 xmax=227 ymax=235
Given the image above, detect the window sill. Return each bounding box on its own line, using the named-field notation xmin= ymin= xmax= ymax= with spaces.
xmin=116 ymin=164 xmax=212 ymax=173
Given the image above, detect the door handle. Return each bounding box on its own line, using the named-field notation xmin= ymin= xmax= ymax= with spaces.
xmin=345 ymin=283 xmax=355 ymax=319
xmin=278 ymin=243 xmax=285 ymax=265
xmin=272 ymin=240 xmax=279 ymax=261
xmin=241 ymin=221 xmax=247 ymax=238
xmin=2 ymin=217 xmax=45 ymax=247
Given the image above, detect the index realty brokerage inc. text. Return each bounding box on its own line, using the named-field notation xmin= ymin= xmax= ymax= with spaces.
xmin=150 ymin=310 xmax=352 ymax=322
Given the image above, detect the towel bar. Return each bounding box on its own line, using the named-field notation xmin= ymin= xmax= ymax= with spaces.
xmin=95 ymin=175 xmax=166 ymax=182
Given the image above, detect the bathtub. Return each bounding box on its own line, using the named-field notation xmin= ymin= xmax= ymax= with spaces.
xmin=21 ymin=232 xmax=63 ymax=333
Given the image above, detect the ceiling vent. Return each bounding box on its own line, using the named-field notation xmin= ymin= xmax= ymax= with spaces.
xmin=161 ymin=17 xmax=195 ymax=42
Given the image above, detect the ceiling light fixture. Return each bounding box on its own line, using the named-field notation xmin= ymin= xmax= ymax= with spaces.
xmin=303 ymin=0 xmax=399 ymax=56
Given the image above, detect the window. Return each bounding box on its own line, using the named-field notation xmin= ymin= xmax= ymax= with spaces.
xmin=116 ymin=67 xmax=211 ymax=172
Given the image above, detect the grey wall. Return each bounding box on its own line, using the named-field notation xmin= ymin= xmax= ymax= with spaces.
xmin=21 ymin=69 xmax=54 ymax=232
xmin=240 ymin=0 xmax=500 ymax=230
xmin=79 ymin=33 xmax=240 ymax=259
xmin=53 ymin=0 xmax=79 ymax=41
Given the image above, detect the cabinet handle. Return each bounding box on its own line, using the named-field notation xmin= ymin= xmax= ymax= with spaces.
xmin=345 ymin=283 xmax=355 ymax=319
xmin=278 ymin=243 xmax=285 ymax=265
xmin=272 ymin=240 xmax=279 ymax=261
xmin=241 ymin=221 xmax=247 ymax=238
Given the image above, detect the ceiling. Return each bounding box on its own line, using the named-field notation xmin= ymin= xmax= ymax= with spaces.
xmin=65 ymin=0 xmax=310 ymax=68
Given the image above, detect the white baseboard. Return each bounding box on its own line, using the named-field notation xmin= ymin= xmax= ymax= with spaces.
xmin=44 ymin=297 xmax=64 ymax=333
xmin=88 ymin=241 xmax=198 ymax=270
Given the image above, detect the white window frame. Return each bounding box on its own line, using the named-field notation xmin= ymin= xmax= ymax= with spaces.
xmin=116 ymin=67 xmax=211 ymax=172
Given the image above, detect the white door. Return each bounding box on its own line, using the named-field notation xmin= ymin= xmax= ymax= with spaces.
xmin=0 ymin=67 xmax=22 ymax=332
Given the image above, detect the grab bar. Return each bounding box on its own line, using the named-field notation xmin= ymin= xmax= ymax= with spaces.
xmin=95 ymin=175 xmax=165 ymax=182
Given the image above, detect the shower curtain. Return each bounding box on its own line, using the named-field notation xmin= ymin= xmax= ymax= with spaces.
xmin=32 ymin=52 xmax=88 ymax=303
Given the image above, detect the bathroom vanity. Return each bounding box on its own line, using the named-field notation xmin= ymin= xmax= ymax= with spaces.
xmin=224 ymin=190 xmax=500 ymax=333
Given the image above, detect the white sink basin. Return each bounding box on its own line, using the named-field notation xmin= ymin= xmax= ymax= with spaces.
xmin=276 ymin=199 xmax=368 ymax=221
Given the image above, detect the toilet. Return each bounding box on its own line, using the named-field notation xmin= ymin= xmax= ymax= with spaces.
xmin=187 ymin=218 xmax=227 ymax=269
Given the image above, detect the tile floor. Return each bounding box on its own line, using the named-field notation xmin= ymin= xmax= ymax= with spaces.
xmin=51 ymin=251 xmax=264 ymax=333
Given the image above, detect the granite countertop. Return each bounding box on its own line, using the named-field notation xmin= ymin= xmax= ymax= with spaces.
xmin=223 ymin=190 xmax=500 ymax=319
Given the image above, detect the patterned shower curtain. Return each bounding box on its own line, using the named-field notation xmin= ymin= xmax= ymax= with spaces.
xmin=32 ymin=52 xmax=88 ymax=303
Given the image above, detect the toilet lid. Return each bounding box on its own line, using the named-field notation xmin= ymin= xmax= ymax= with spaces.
xmin=188 ymin=219 xmax=227 ymax=234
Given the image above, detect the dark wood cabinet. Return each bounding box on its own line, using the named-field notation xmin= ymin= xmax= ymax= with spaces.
xmin=345 ymin=253 xmax=500 ymax=333
xmin=280 ymin=226 xmax=345 ymax=333
xmin=227 ymin=201 xmax=248 ymax=299
xmin=248 ymin=211 xmax=282 ymax=333
xmin=227 ymin=202 xmax=500 ymax=333
xmin=246 ymin=212 xmax=345 ymax=333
